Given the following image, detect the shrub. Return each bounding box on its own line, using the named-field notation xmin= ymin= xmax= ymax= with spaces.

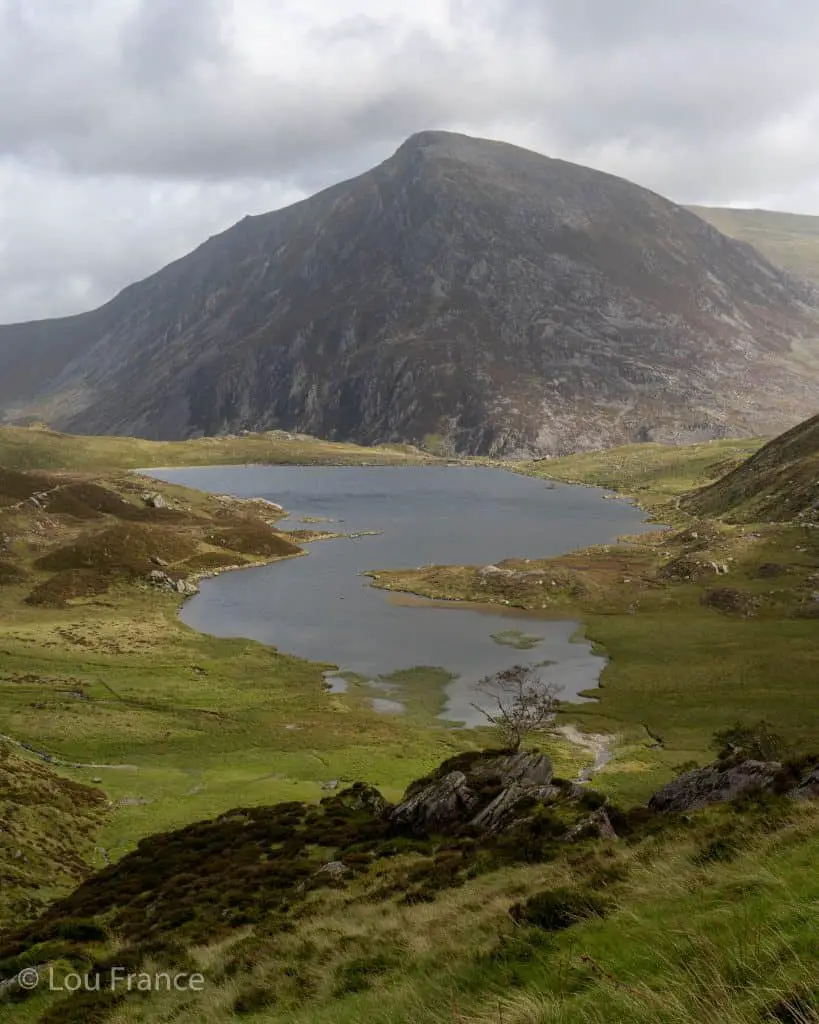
xmin=713 ymin=720 xmax=785 ymax=762
xmin=332 ymin=953 xmax=396 ymax=996
xmin=25 ymin=569 xmax=111 ymax=607
xmin=691 ymin=835 xmax=740 ymax=865
xmin=233 ymin=983 xmax=277 ymax=1014
xmin=204 ymin=522 xmax=300 ymax=558
xmin=0 ymin=560 xmax=28 ymax=585
xmin=512 ymin=887 xmax=608 ymax=930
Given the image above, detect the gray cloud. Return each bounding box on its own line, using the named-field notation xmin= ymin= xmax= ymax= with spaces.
xmin=1 ymin=0 xmax=819 ymax=322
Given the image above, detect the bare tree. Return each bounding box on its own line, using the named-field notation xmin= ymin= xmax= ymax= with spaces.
xmin=472 ymin=664 xmax=562 ymax=752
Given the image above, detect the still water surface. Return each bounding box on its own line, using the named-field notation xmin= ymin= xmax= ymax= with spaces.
xmin=144 ymin=466 xmax=654 ymax=724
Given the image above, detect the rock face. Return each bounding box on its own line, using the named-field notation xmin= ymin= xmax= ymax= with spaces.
xmin=647 ymin=760 xmax=782 ymax=813
xmin=390 ymin=750 xmax=559 ymax=835
xmin=3 ymin=131 xmax=819 ymax=455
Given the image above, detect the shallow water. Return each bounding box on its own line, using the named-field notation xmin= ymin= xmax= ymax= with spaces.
xmin=144 ymin=465 xmax=654 ymax=724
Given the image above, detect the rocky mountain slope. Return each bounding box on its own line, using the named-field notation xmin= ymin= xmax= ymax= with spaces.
xmin=681 ymin=409 xmax=819 ymax=521
xmin=3 ymin=131 xmax=819 ymax=454
xmin=689 ymin=205 xmax=819 ymax=286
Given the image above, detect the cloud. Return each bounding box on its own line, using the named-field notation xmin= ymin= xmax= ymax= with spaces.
xmin=1 ymin=0 xmax=819 ymax=321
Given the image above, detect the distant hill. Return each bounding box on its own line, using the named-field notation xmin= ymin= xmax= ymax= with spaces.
xmin=687 ymin=206 xmax=819 ymax=286
xmin=681 ymin=410 xmax=819 ymax=521
xmin=3 ymin=131 xmax=819 ymax=455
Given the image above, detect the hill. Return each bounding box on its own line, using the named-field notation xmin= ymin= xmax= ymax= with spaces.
xmin=688 ymin=205 xmax=819 ymax=285
xmin=5 ymin=745 xmax=819 ymax=1023
xmin=0 ymin=423 xmax=433 ymax=472
xmin=681 ymin=410 xmax=819 ymax=521
xmin=3 ymin=132 xmax=819 ymax=454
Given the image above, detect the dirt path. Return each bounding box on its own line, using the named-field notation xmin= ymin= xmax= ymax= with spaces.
xmin=557 ymin=724 xmax=614 ymax=783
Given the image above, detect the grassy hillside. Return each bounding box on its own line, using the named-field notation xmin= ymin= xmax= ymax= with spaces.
xmin=519 ymin=437 xmax=765 ymax=519
xmin=4 ymin=752 xmax=819 ymax=1023
xmin=0 ymin=748 xmax=107 ymax=928
xmin=689 ymin=205 xmax=819 ymax=285
xmin=0 ymin=423 xmax=435 ymax=472
xmin=681 ymin=411 xmax=819 ymax=522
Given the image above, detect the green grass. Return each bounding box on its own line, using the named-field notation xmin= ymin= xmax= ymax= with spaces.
xmin=5 ymin=429 xmax=819 ymax=1022
xmin=689 ymin=204 xmax=819 ymax=284
xmin=0 ymin=746 xmax=108 ymax=927
xmin=490 ymin=629 xmax=544 ymax=650
xmin=0 ymin=468 xmax=484 ymax=926
xmin=681 ymin=411 xmax=819 ymax=522
xmin=0 ymin=423 xmax=436 ymax=472
xmin=519 ymin=437 xmax=764 ymax=520
xmin=5 ymin=773 xmax=819 ymax=1024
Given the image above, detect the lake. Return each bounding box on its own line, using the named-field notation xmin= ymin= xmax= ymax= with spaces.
xmin=143 ymin=465 xmax=655 ymax=725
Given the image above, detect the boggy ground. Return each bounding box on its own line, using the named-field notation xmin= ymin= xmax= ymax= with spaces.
xmin=369 ymin=444 xmax=819 ymax=803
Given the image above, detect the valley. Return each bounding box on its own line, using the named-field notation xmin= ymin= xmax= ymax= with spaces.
xmin=2 ymin=417 xmax=819 ymax=1023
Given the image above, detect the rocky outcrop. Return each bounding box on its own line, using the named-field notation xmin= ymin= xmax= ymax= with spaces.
xmin=3 ymin=131 xmax=819 ymax=454
xmin=647 ymin=760 xmax=782 ymax=813
xmin=147 ymin=569 xmax=198 ymax=596
xmin=390 ymin=751 xmax=559 ymax=835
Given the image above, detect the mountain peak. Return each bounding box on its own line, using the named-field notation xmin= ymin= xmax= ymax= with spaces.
xmin=2 ymin=137 xmax=819 ymax=453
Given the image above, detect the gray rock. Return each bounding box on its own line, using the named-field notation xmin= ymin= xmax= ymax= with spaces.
xmin=473 ymin=751 xmax=554 ymax=788
xmin=563 ymin=808 xmax=618 ymax=842
xmin=647 ymin=760 xmax=782 ymax=814
xmin=334 ymin=783 xmax=390 ymax=817
xmin=469 ymin=782 xmax=561 ymax=834
xmin=390 ymin=771 xmax=480 ymax=834
xmin=390 ymin=751 xmax=554 ymax=835
xmin=315 ymin=860 xmax=346 ymax=881
xmin=789 ymin=766 xmax=819 ymax=801
xmin=142 ymin=492 xmax=168 ymax=509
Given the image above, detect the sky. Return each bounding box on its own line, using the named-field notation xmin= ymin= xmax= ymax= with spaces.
xmin=2 ymin=0 xmax=819 ymax=324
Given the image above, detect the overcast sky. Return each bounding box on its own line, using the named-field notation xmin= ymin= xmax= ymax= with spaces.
xmin=2 ymin=0 xmax=819 ymax=324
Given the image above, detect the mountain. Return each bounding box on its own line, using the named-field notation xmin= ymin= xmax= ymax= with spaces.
xmin=681 ymin=410 xmax=819 ymax=522
xmin=3 ymin=131 xmax=819 ymax=455
xmin=688 ymin=206 xmax=819 ymax=286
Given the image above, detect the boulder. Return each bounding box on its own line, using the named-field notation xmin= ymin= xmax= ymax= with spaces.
xmin=333 ymin=783 xmax=390 ymax=817
xmin=562 ymin=808 xmax=618 ymax=842
xmin=472 ymin=751 xmax=554 ymax=788
xmin=390 ymin=771 xmax=480 ymax=834
xmin=390 ymin=751 xmax=554 ymax=835
xmin=142 ymin=492 xmax=168 ymax=509
xmin=647 ymin=760 xmax=781 ymax=814
xmin=469 ymin=782 xmax=561 ymax=834
xmin=174 ymin=579 xmax=199 ymax=596
xmin=788 ymin=765 xmax=819 ymax=801
xmin=315 ymin=860 xmax=346 ymax=880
